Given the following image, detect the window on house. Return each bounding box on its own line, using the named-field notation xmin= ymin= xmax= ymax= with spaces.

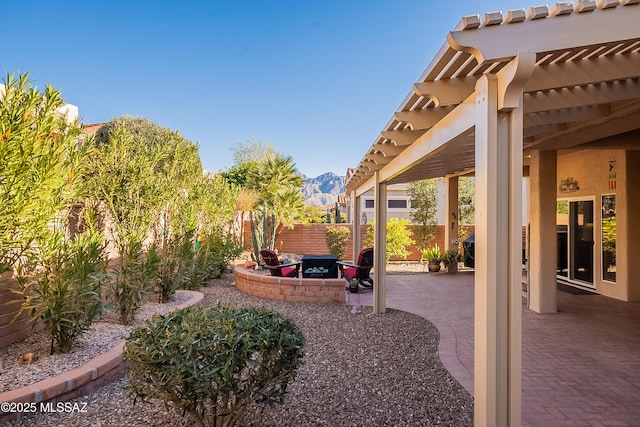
xmin=602 ymin=195 xmax=616 ymax=283
xmin=388 ymin=199 xmax=408 ymax=209
xmin=365 ymin=199 xmax=374 ymax=209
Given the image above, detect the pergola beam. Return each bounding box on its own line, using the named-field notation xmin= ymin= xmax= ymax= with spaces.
xmin=524 ymin=79 xmax=640 ymax=113
xmin=394 ymin=106 xmax=455 ymax=130
xmin=448 ymin=4 xmax=640 ymax=63
xmin=525 ymin=53 xmax=640 ymax=92
xmin=413 ymin=77 xmax=476 ymax=106
xmin=380 ymin=129 xmax=426 ymax=147
xmin=378 ymin=95 xmax=477 ymax=184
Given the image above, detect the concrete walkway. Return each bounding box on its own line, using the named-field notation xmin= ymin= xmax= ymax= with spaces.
xmin=354 ymin=270 xmax=640 ymax=426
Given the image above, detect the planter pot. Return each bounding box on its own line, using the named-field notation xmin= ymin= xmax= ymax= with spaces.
xmin=446 ymin=263 xmax=458 ymax=274
xmin=428 ymin=262 xmax=441 ymax=273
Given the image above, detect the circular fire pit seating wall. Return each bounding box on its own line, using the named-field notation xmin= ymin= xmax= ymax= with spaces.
xmin=234 ymin=267 xmax=346 ymax=304
xmin=0 ymin=290 xmax=204 ymax=424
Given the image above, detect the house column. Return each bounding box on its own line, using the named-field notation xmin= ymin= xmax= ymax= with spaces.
xmin=474 ymin=74 xmax=523 ymax=427
xmin=528 ymin=150 xmax=558 ymax=313
xmin=351 ymin=190 xmax=362 ymax=262
xmin=373 ymin=171 xmax=387 ymax=314
xmin=445 ymin=175 xmax=459 ymax=251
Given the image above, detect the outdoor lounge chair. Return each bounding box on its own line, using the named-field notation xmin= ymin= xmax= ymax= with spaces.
xmin=337 ymin=247 xmax=374 ymax=291
xmin=260 ymin=248 xmax=301 ymax=278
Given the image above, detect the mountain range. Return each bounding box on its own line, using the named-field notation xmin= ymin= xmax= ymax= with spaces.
xmin=302 ymin=172 xmax=345 ymax=206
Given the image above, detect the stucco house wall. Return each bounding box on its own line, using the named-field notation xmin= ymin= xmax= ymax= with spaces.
xmin=556 ymin=148 xmax=639 ymax=301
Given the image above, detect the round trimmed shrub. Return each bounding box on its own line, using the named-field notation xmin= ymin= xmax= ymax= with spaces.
xmin=124 ymin=304 xmax=305 ymax=427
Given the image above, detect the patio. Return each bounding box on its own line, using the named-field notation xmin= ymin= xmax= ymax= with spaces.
xmin=355 ymin=270 xmax=640 ymax=426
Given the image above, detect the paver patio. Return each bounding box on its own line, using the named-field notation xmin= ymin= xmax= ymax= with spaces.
xmin=354 ymin=270 xmax=640 ymax=426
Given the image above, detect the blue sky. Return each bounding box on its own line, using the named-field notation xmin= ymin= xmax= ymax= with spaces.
xmin=4 ymin=0 xmax=530 ymax=178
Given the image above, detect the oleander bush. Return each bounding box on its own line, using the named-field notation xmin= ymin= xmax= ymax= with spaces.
xmin=0 ymin=73 xmax=82 ymax=278
xmin=325 ymin=225 xmax=350 ymax=259
xmin=14 ymin=227 xmax=106 ymax=353
xmin=183 ymin=234 xmax=242 ymax=290
xmin=124 ymin=305 xmax=305 ymax=427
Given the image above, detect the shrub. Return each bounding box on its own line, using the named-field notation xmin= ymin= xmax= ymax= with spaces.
xmin=365 ymin=218 xmax=415 ymax=260
xmin=421 ymin=244 xmax=442 ymax=263
xmin=0 ymin=73 xmax=83 ymax=277
xmin=106 ymin=237 xmax=160 ymax=325
xmin=157 ymin=231 xmax=195 ymax=302
xmin=325 ymin=226 xmax=350 ymax=259
xmin=124 ymin=305 xmax=305 ymax=427
xmin=14 ymin=228 xmax=105 ymax=353
xmin=182 ymin=233 xmax=242 ymax=290
xmin=441 ymin=249 xmax=462 ymax=273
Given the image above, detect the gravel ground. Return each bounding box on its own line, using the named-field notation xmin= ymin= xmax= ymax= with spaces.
xmin=0 ymin=292 xmax=191 ymax=393
xmin=4 ymin=266 xmax=473 ymax=426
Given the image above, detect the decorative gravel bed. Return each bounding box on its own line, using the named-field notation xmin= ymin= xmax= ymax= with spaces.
xmin=4 ymin=268 xmax=473 ymax=426
xmin=0 ymin=292 xmax=192 ymax=393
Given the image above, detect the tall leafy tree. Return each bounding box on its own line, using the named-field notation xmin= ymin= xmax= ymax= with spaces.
xmin=85 ymin=123 xmax=169 ymax=324
xmin=0 ymin=73 xmax=82 ymax=276
xmin=407 ymin=179 xmax=439 ymax=250
xmin=458 ymin=177 xmax=475 ymax=242
xmin=231 ymin=139 xmax=278 ymax=165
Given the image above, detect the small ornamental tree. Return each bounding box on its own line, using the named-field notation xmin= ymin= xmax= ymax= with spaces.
xmin=325 ymin=226 xmax=350 ymax=259
xmin=407 ymin=179 xmax=439 ymax=250
xmin=365 ymin=218 xmax=415 ymax=260
xmin=125 ymin=305 xmax=305 ymax=427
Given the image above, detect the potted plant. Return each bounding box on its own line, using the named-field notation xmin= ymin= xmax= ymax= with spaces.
xmin=441 ymin=249 xmax=462 ymax=274
xmin=421 ymin=244 xmax=442 ymax=273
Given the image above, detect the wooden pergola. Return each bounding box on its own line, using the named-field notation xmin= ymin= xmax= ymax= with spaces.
xmin=345 ymin=2 xmax=640 ymax=425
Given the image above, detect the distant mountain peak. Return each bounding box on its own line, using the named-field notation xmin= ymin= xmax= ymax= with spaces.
xmin=302 ymin=172 xmax=345 ymax=206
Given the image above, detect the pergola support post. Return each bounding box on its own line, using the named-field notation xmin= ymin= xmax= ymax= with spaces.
xmin=474 ymin=74 xmax=523 ymax=426
xmin=528 ymin=150 xmax=558 ymax=313
xmin=445 ymin=175 xmax=460 ymax=251
xmin=351 ymin=190 xmax=362 ymax=262
xmin=373 ymin=171 xmax=387 ymax=314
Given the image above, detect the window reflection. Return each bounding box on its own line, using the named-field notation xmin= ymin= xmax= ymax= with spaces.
xmin=602 ymin=195 xmax=616 ymax=283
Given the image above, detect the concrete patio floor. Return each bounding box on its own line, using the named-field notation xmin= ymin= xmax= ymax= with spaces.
xmin=353 ymin=269 xmax=640 ymax=426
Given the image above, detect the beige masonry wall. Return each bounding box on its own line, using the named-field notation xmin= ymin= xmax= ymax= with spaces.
xmin=556 ymin=149 xmax=636 ymax=301
xmin=621 ymin=150 xmax=640 ymax=301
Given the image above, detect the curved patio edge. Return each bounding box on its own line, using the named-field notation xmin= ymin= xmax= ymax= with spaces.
xmin=0 ymin=289 xmax=203 ymax=424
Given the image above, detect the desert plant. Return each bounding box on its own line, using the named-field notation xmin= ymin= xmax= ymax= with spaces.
xmin=325 ymin=226 xmax=350 ymax=259
xmin=14 ymin=226 xmax=105 ymax=353
xmin=106 ymin=236 xmax=160 ymax=325
xmin=364 ymin=218 xmax=415 ymax=260
xmin=124 ymin=304 xmax=305 ymax=427
xmin=421 ymin=244 xmax=442 ymax=263
xmin=157 ymin=231 xmax=195 ymax=302
xmin=441 ymin=248 xmax=462 ymax=273
xmin=0 ymin=73 xmax=82 ymax=277
xmin=86 ymin=125 xmax=168 ymax=324
xmin=249 ymin=204 xmax=276 ymax=263
xmin=184 ymin=233 xmax=242 ymax=289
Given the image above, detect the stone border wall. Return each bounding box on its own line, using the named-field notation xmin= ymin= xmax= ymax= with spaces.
xmin=235 ymin=267 xmax=345 ymax=304
xmin=0 ymin=290 xmax=203 ymax=425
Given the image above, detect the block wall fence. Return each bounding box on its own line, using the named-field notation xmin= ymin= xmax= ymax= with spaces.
xmin=244 ymin=222 xmax=464 ymax=262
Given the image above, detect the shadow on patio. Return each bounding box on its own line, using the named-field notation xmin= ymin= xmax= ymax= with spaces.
xmin=354 ymin=270 xmax=640 ymax=426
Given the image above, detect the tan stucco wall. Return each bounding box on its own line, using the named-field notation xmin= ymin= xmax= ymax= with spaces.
xmin=620 ymin=150 xmax=640 ymax=301
xmin=556 ymin=149 xmax=635 ymax=301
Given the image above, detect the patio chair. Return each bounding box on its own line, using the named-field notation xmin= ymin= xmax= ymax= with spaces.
xmin=337 ymin=247 xmax=374 ymax=291
xmin=260 ymin=248 xmax=301 ymax=278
